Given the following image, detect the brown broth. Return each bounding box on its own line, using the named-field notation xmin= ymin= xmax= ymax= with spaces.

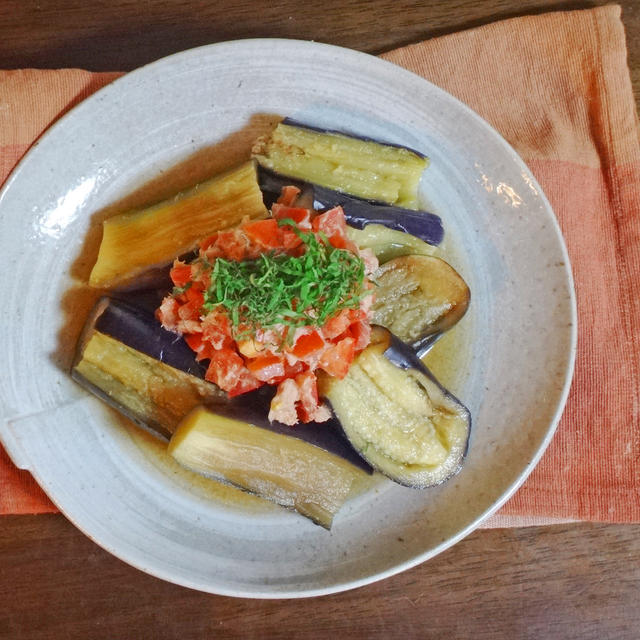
xmin=116 ymin=413 xmax=276 ymax=514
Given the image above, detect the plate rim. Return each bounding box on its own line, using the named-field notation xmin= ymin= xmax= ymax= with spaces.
xmin=0 ymin=37 xmax=578 ymax=598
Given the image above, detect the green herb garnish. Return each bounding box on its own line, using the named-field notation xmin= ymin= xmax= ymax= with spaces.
xmin=201 ymin=221 xmax=368 ymax=337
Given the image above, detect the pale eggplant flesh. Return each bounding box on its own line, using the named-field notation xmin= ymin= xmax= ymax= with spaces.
xmin=370 ymin=255 xmax=470 ymax=354
xmin=280 ymin=118 xmax=428 ymax=159
xmin=252 ymin=121 xmax=428 ymax=207
xmin=319 ymin=327 xmax=471 ymax=488
xmin=71 ymin=298 xmax=224 ymax=440
xmin=168 ymin=406 xmax=369 ymax=529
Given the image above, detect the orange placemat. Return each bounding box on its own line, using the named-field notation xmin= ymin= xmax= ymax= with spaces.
xmin=1 ymin=5 xmax=639 ymax=524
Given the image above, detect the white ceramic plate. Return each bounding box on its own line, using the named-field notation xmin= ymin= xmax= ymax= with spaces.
xmin=0 ymin=39 xmax=576 ymax=598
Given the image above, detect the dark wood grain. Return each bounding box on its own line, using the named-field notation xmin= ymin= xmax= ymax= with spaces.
xmin=1 ymin=1 xmax=639 ymax=638
xmin=1 ymin=515 xmax=639 ymax=639
xmin=0 ymin=1 xmax=638 ymax=107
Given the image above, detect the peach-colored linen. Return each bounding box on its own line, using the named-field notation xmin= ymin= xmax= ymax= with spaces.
xmin=1 ymin=6 xmax=638 ymax=523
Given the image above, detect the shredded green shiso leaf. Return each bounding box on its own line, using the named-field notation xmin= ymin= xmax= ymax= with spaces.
xmin=201 ymin=220 xmax=368 ymax=336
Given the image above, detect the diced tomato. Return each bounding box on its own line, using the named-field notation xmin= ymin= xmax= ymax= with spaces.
xmin=170 ymin=261 xmax=192 ymax=288
xmin=322 ymin=309 xmax=352 ymax=340
xmin=201 ymin=312 xmax=232 ymax=350
xmin=177 ymin=299 xmax=201 ymax=321
xmin=205 ymin=348 xmax=262 ymax=395
xmin=227 ymin=375 xmax=264 ymax=397
xmin=295 ymin=371 xmax=318 ymax=422
xmin=176 ymin=319 xmax=202 ymax=334
xmin=184 ymin=333 xmax=202 ymax=350
xmin=276 ymin=185 xmax=301 ymax=206
xmin=358 ymin=287 xmax=375 ymax=317
xmin=348 ymin=320 xmax=371 ymax=352
xmin=184 ymin=333 xmax=215 ymax=361
xmin=312 ymin=206 xmax=346 ymax=235
xmin=291 ymin=330 xmax=325 ymax=358
xmin=200 ymin=234 xmax=218 ymax=250
xmin=283 ymin=230 xmax=304 ymax=251
xmin=295 ymin=372 xmax=331 ymax=423
xmin=272 ymin=204 xmax=312 ymax=230
xmin=312 ymin=206 xmax=358 ymax=252
xmin=215 ymin=230 xmax=247 ymax=261
xmin=246 ymin=353 xmax=286 ymax=383
xmin=156 ymin=296 xmax=179 ymax=331
xmin=282 ymin=359 xmax=305 ymax=379
xmin=188 ymin=262 xmax=210 ymax=289
xmin=243 ymin=218 xmax=281 ymax=249
xmin=184 ymin=285 xmax=204 ymax=307
xmin=268 ymin=378 xmax=300 ymax=426
xmin=318 ymin=337 xmax=356 ymax=379
xmin=359 ymin=247 xmax=379 ymax=274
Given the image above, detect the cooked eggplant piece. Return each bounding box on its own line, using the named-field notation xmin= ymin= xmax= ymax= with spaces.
xmin=72 ymin=297 xmax=372 ymax=473
xmin=371 ymin=255 xmax=470 ymax=347
xmin=89 ymin=161 xmax=268 ymax=289
xmin=281 ymin=118 xmax=428 ymax=157
xmin=72 ymin=296 xmax=223 ymax=439
xmin=89 ymin=297 xmax=207 ymax=378
xmin=319 ymin=327 xmax=471 ymax=488
xmin=72 ymin=330 xmax=224 ymax=440
xmin=168 ymin=406 xmax=369 ymax=528
xmin=252 ymin=121 xmax=428 ymax=208
xmin=346 ymin=223 xmax=436 ymax=264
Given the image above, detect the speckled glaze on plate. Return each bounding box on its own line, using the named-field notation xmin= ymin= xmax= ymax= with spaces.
xmin=0 ymin=39 xmax=576 ymax=598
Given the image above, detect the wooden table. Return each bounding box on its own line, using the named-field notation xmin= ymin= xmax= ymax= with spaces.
xmin=1 ymin=1 xmax=639 ymax=638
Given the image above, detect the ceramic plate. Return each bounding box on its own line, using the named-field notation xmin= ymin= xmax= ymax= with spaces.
xmin=0 ymin=39 xmax=576 ymax=597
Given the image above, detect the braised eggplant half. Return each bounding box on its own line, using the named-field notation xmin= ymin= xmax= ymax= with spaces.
xmin=168 ymin=406 xmax=369 ymax=529
xmin=319 ymin=327 xmax=471 ymax=488
xmin=71 ymin=298 xmax=225 ymax=439
xmin=371 ymin=255 xmax=470 ymax=347
xmin=312 ymin=185 xmax=443 ymax=245
xmin=90 ymin=161 xmax=267 ymax=289
xmin=72 ymin=297 xmax=371 ymax=527
xmin=252 ymin=120 xmax=428 ymax=207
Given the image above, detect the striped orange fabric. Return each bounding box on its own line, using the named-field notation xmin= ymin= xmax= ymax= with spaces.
xmin=383 ymin=4 xmax=640 ymax=525
xmin=1 ymin=6 xmax=639 ymax=523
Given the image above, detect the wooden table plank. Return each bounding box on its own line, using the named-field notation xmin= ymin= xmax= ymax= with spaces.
xmin=1 ymin=0 xmax=639 ymax=637
xmin=1 ymin=515 xmax=639 ymax=639
xmin=0 ymin=0 xmax=638 ymax=115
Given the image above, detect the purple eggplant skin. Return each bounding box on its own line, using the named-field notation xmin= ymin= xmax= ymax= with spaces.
xmin=312 ymin=185 xmax=443 ymax=245
xmin=258 ymin=167 xmax=444 ymax=246
xmin=257 ymin=166 xmax=306 ymax=208
xmin=213 ymin=386 xmax=373 ymax=474
xmin=281 ymin=117 xmax=428 ymax=159
xmin=93 ymin=297 xmax=208 ymax=379
xmin=410 ymin=333 xmax=442 ymax=359
xmin=73 ymin=297 xmax=373 ymax=472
